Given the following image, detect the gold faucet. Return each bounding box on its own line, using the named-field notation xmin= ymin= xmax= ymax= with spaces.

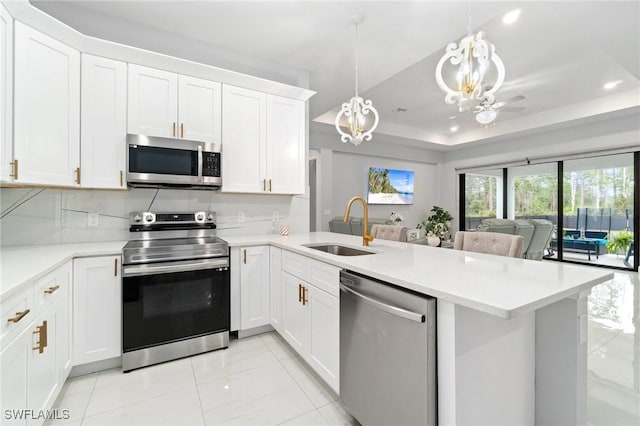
xmin=343 ymin=196 xmax=374 ymax=247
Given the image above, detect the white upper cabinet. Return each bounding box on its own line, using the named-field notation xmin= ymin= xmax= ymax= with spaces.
xmin=128 ymin=64 xmax=222 ymax=143
xmin=13 ymin=22 xmax=80 ymax=186
xmin=178 ymin=75 xmax=222 ymax=144
xmin=128 ymin=64 xmax=178 ymax=138
xmin=222 ymin=85 xmax=305 ymax=195
xmin=221 ymin=85 xmax=267 ymax=193
xmin=0 ymin=4 xmax=12 ymax=183
xmin=266 ymin=95 xmax=305 ymax=194
xmin=81 ymin=54 xmax=127 ymax=189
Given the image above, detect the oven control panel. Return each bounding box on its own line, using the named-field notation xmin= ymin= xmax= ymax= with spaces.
xmin=129 ymin=211 xmax=217 ymax=230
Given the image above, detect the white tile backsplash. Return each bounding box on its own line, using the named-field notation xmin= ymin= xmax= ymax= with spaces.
xmin=0 ymin=187 xmax=309 ymax=246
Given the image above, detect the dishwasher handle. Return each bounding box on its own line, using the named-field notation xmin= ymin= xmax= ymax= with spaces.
xmin=340 ymin=283 xmax=425 ymax=323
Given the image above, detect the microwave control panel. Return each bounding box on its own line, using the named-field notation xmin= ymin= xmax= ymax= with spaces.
xmin=202 ymin=152 xmax=221 ymax=177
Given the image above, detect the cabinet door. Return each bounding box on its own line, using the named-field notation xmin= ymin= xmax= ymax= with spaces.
xmin=0 ymin=327 xmax=30 ymax=426
xmin=269 ymin=247 xmax=283 ymax=332
xmin=28 ymin=308 xmax=59 ymax=415
xmin=178 ymin=75 xmax=221 ymax=144
xmin=81 ymin=54 xmax=127 ymax=189
xmin=53 ymin=262 xmax=72 ymax=381
xmin=280 ymin=272 xmax=309 ymax=355
xmin=239 ymin=246 xmax=270 ymax=330
xmin=221 ymin=85 xmax=267 ymax=193
xmin=14 ymin=22 xmax=80 ymax=186
xmin=266 ymin=95 xmax=305 ymax=195
xmin=0 ymin=4 xmax=12 ymax=182
xmin=128 ymin=64 xmax=177 ymax=138
xmin=73 ymin=256 xmax=121 ymax=366
xmin=308 ymin=285 xmax=339 ymax=394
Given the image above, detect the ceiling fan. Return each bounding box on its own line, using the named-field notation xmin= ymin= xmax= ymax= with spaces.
xmin=450 ymin=95 xmax=526 ymax=125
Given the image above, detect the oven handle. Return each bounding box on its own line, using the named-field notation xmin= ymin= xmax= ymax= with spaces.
xmin=122 ymin=258 xmax=229 ymax=277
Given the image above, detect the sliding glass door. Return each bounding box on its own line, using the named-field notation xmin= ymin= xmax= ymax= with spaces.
xmin=463 ymin=169 xmax=503 ymax=230
xmin=562 ymin=153 xmax=635 ymax=269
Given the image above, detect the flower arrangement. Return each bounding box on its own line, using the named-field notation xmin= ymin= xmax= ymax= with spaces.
xmin=387 ymin=212 xmax=404 ymax=225
xmin=417 ymin=206 xmax=453 ymax=239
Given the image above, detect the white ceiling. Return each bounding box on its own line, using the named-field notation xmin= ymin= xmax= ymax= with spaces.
xmin=31 ymin=0 xmax=640 ymax=150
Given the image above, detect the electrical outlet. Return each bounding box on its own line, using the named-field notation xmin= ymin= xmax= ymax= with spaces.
xmin=272 ymin=211 xmax=279 ymax=221
xmin=238 ymin=212 xmax=245 ymax=223
xmin=88 ymin=212 xmax=99 ymax=227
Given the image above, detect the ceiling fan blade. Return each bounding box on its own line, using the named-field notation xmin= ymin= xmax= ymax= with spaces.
xmin=458 ymin=98 xmax=481 ymax=111
xmin=500 ymin=106 xmax=526 ymax=113
xmin=493 ymin=95 xmax=526 ymax=108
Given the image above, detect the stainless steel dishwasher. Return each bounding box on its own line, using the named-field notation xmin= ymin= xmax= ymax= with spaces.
xmin=340 ymin=270 xmax=436 ymax=426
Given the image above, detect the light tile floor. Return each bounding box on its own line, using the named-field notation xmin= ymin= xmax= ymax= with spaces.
xmin=47 ymin=271 xmax=639 ymax=426
xmin=47 ymin=332 xmax=356 ymax=426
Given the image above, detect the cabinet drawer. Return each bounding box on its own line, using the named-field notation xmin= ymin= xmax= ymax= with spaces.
xmin=34 ymin=269 xmax=65 ymax=309
xmin=1 ymin=286 xmax=34 ymax=345
xmin=282 ymin=251 xmax=308 ymax=280
xmin=308 ymin=262 xmax=340 ymax=298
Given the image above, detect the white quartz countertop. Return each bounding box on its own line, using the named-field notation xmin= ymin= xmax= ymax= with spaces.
xmin=224 ymin=232 xmax=614 ymax=319
xmin=1 ymin=232 xmax=614 ymax=318
xmin=1 ymin=241 xmax=126 ymax=302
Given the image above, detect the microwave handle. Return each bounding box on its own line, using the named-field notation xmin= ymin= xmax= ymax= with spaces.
xmin=197 ymin=145 xmax=203 ymax=183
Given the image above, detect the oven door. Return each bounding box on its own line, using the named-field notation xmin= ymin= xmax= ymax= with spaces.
xmin=122 ymin=258 xmax=230 ymax=353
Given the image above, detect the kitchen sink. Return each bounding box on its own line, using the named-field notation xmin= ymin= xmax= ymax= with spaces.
xmin=303 ymin=244 xmax=375 ymax=256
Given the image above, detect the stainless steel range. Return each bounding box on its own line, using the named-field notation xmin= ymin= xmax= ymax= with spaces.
xmin=121 ymin=211 xmax=229 ymax=372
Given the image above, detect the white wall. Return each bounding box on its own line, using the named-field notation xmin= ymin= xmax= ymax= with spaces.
xmin=310 ymin=126 xmax=444 ymax=231
xmin=438 ymin=112 xmax=640 ymax=235
xmin=0 ymin=187 xmax=308 ymax=246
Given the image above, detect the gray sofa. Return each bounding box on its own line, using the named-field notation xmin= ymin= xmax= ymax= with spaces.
xmin=475 ymin=218 xmax=554 ymax=260
xmin=328 ymin=216 xmax=388 ymax=236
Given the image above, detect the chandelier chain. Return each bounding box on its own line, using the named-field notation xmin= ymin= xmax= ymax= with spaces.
xmin=467 ymin=0 xmax=472 ymax=36
xmin=354 ymin=20 xmax=359 ymax=97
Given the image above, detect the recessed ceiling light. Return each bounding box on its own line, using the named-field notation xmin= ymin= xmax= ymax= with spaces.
xmin=603 ymin=80 xmax=623 ymax=90
xmin=450 ymin=125 xmax=459 ymax=132
xmin=503 ymin=9 xmax=521 ymax=25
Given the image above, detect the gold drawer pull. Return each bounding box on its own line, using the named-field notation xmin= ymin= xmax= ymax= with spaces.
xmin=298 ymin=284 xmax=302 ymax=303
xmin=44 ymin=285 xmax=60 ymax=295
xmin=120 ymin=170 xmax=124 ymax=187
xmin=9 ymin=159 xmax=18 ymax=180
xmin=269 ymin=179 xmax=272 ymax=192
xmin=180 ymin=123 xmax=184 ymax=138
xmin=7 ymin=309 xmax=30 ymax=323
xmin=302 ymin=286 xmax=308 ymax=305
xmin=172 ymin=122 xmax=176 ymax=137
xmin=32 ymin=321 xmax=47 ymax=353
xmin=74 ymin=167 xmax=81 ymax=185
xmin=243 ymin=249 xmax=247 ymax=264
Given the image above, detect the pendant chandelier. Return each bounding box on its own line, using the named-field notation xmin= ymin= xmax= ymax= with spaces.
xmin=435 ymin=3 xmax=505 ymax=108
xmin=335 ymin=15 xmax=379 ymax=146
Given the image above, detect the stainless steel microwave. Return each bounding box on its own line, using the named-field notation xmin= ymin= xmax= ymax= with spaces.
xmin=126 ymin=134 xmax=221 ymax=188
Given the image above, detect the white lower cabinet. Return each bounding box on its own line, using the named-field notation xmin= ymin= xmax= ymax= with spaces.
xmin=72 ymin=256 xmax=122 ymax=365
xmin=239 ymin=246 xmax=270 ymax=330
xmin=0 ymin=261 xmax=72 ymax=426
xmin=278 ymin=250 xmax=340 ymax=393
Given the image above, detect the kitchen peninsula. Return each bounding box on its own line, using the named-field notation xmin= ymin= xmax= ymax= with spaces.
xmin=1 ymin=232 xmax=613 ymax=425
xmin=225 ymin=231 xmax=613 ymax=426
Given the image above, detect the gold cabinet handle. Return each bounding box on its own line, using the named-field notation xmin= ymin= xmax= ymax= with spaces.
xmin=298 ymin=284 xmax=302 ymax=303
xmin=74 ymin=167 xmax=81 ymax=185
xmin=32 ymin=321 xmax=47 ymax=353
xmin=114 ymin=258 xmax=118 ymax=276
xmin=7 ymin=309 xmax=30 ymax=323
xmin=172 ymin=122 xmax=176 ymax=137
xmin=263 ymin=179 xmax=266 ymax=191
xmin=9 ymin=159 xmax=18 ymax=180
xmin=119 ymin=170 xmax=124 ymax=187
xmin=44 ymin=285 xmax=60 ymax=295
xmin=302 ymin=286 xmax=308 ymax=305
xmin=180 ymin=123 xmax=184 ymax=138
xmin=269 ymin=179 xmax=272 ymax=192
xmin=243 ymin=249 xmax=247 ymax=264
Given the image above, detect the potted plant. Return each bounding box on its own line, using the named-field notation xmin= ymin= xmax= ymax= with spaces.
xmin=417 ymin=206 xmax=453 ymax=246
xmin=606 ymin=230 xmax=633 ymax=256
